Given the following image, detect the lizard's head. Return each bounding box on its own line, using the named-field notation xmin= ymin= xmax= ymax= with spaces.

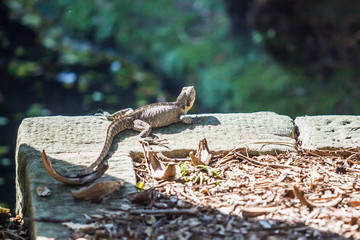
xmin=177 ymin=86 xmax=196 ymax=112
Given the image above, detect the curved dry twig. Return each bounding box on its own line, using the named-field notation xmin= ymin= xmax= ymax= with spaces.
xmin=293 ymin=185 xmax=344 ymax=208
xmin=41 ymin=150 xmax=108 ymax=185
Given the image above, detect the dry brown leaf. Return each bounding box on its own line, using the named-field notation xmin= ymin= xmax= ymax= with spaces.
xmin=130 ymin=189 xmax=155 ymax=205
xmin=0 ymin=206 xmax=10 ymax=214
xmin=348 ymin=201 xmax=360 ymax=207
xmin=36 ymin=185 xmax=52 ymax=197
xmin=242 ymin=206 xmax=283 ymax=218
xmin=190 ymin=138 xmax=212 ymax=166
xmin=142 ymin=142 xmax=176 ymax=180
xmin=189 ymin=151 xmax=203 ymax=166
xmin=162 ymin=163 xmax=177 ymax=179
xmin=71 ymin=180 xmax=124 ymax=203
xmin=293 ymin=185 xmax=314 ymax=209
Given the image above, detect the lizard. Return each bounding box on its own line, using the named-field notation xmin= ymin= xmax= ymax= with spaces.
xmin=41 ymin=86 xmax=197 ymax=185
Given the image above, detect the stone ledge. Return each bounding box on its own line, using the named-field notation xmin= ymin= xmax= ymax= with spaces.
xmin=295 ymin=115 xmax=360 ymax=150
xmin=16 ymin=112 xmax=296 ymax=239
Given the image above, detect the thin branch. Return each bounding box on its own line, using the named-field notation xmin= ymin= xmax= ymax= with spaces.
xmin=129 ymin=208 xmax=197 ymax=215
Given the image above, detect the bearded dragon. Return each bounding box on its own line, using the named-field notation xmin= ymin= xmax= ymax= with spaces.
xmin=42 ymin=86 xmax=197 ymax=185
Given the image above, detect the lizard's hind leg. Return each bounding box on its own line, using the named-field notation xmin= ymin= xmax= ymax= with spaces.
xmin=132 ymin=119 xmax=169 ymax=146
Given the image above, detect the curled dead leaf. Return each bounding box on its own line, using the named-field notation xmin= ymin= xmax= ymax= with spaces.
xmin=293 ymin=185 xmax=312 ymax=208
xmin=189 ymin=151 xmax=203 ymax=166
xmin=293 ymin=185 xmax=344 ymax=208
xmin=142 ymin=142 xmax=176 ymax=180
xmin=72 ymin=180 xmax=124 ymax=203
xmin=189 ymin=138 xmax=212 ymax=166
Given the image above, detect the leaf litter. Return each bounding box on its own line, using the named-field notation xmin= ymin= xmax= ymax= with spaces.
xmin=67 ymin=139 xmax=360 ymax=239
xmin=0 ymin=207 xmax=27 ymax=240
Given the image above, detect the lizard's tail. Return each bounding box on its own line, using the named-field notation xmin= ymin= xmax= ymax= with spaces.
xmin=74 ymin=119 xmax=127 ymax=177
xmin=41 ymin=150 xmax=109 ymax=185
xmin=41 ymin=119 xmax=128 ymax=185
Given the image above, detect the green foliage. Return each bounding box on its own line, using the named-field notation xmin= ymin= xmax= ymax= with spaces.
xmin=0 ymin=146 xmax=9 ymax=156
xmin=7 ymin=0 xmax=360 ymax=117
xmin=8 ymin=61 xmax=39 ymax=78
xmin=195 ymin=165 xmax=220 ymax=177
xmin=178 ymin=162 xmax=190 ymax=177
xmin=26 ymin=104 xmax=50 ymax=117
xmin=179 ymin=162 xmax=220 ymax=185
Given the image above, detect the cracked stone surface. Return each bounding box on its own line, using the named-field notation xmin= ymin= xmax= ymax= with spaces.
xmin=295 ymin=115 xmax=360 ymax=150
xmin=15 ymin=112 xmax=296 ymax=239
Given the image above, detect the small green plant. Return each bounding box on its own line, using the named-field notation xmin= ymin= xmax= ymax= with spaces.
xmin=196 ymin=165 xmax=220 ymax=177
xmin=178 ymin=162 xmax=190 ymax=177
xmin=178 ymin=162 xmax=221 ymax=185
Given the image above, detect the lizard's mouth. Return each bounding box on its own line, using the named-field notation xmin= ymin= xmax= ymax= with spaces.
xmin=185 ymin=97 xmax=195 ymax=112
xmin=182 ymin=86 xmax=196 ymax=113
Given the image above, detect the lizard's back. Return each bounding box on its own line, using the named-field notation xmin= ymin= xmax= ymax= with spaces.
xmin=132 ymin=102 xmax=186 ymax=128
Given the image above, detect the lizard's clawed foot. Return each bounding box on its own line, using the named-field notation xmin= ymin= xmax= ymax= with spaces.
xmin=95 ymin=110 xmax=115 ymax=120
xmin=190 ymin=116 xmax=203 ymax=124
xmin=181 ymin=116 xmax=203 ymax=124
xmin=94 ymin=109 xmax=110 ymax=117
xmin=139 ymin=137 xmax=169 ymax=148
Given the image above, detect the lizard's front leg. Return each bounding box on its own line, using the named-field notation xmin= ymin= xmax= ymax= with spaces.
xmin=132 ymin=119 xmax=168 ymax=145
xmin=95 ymin=108 xmax=134 ymax=120
xmin=180 ymin=115 xmax=201 ymax=124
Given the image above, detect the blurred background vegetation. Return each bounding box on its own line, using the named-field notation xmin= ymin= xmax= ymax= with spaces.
xmin=1 ymin=0 xmax=360 ymax=210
